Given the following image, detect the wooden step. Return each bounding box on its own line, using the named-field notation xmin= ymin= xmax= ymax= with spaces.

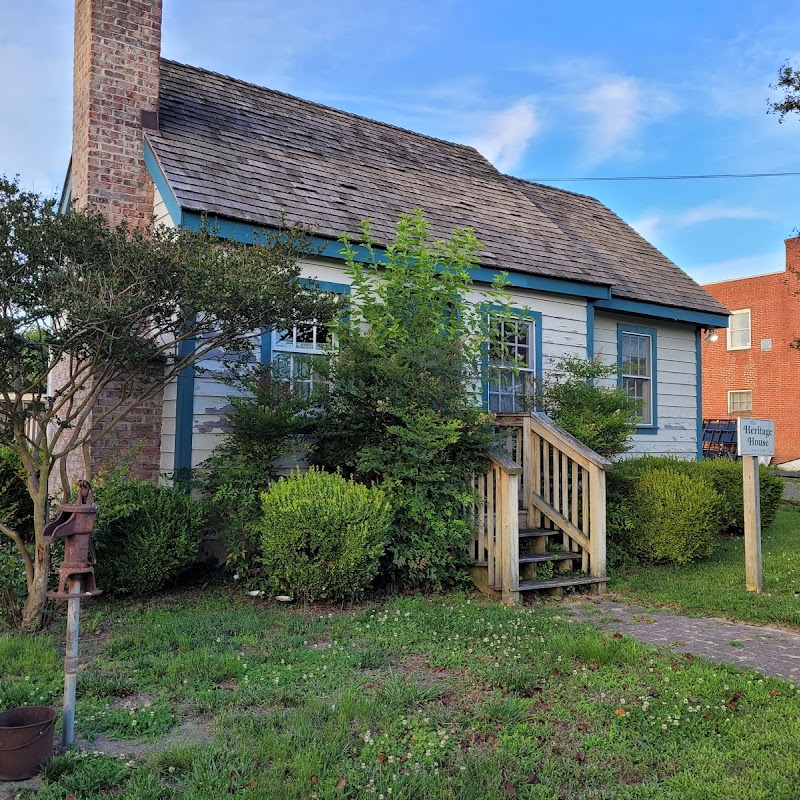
xmin=518 ymin=576 xmax=606 ymax=592
xmin=519 ymin=528 xmax=557 ymax=539
xmin=518 ymin=551 xmax=576 ymax=565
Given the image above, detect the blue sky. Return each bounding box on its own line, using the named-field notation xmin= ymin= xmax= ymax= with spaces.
xmin=2 ymin=0 xmax=799 ymax=285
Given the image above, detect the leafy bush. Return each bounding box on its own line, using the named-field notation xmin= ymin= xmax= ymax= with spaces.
xmin=93 ymin=471 xmax=202 ymax=595
xmin=0 ymin=446 xmax=33 ymax=538
xmin=697 ymin=459 xmax=783 ymax=534
xmin=625 ymin=468 xmax=721 ymax=564
xmin=311 ymin=211 xmax=506 ymax=589
xmin=198 ymin=364 xmax=318 ymax=585
xmin=258 ymin=468 xmax=390 ymax=601
xmin=536 ymin=356 xmax=640 ymax=459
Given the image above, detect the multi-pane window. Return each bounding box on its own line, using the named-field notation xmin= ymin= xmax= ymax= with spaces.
xmin=271 ymin=322 xmax=329 ymax=395
xmin=488 ymin=318 xmax=536 ymax=412
xmin=727 ymin=309 xmax=751 ymax=350
xmin=727 ymin=390 xmax=752 ymax=413
xmin=620 ymin=331 xmax=654 ymax=427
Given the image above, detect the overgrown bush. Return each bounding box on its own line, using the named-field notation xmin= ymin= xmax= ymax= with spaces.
xmin=93 ymin=471 xmax=202 ymax=595
xmin=624 ymin=468 xmax=721 ymax=564
xmin=537 ymin=356 xmax=640 ymax=458
xmin=198 ymin=364 xmax=319 ymax=586
xmin=258 ymin=468 xmax=390 ymax=601
xmin=311 ymin=211 xmax=508 ymax=589
xmin=697 ymin=459 xmax=783 ymax=534
xmin=0 ymin=446 xmax=33 ymax=538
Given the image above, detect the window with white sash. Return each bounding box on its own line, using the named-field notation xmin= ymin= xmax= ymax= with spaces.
xmin=487 ymin=317 xmax=537 ymax=412
xmin=727 ymin=309 xmax=751 ymax=351
xmin=619 ymin=327 xmax=656 ymax=428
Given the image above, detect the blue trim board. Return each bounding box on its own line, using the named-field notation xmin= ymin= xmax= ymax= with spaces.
xmin=143 ymin=140 xmax=183 ymax=227
xmin=173 ymin=337 xmax=196 ymax=476
xmin=586 ymin=301 xmax=595 ymax=360
xmin=482 ymin=305 xmax=543 ymax=411
xmin=180 ymin=211 xmax=611 ymax=301
xmin=617 ymin=323 xmax=658 ymax=434
xmin=58 ymin=172 xmax=72 ymax=215
xmin=595 ymin=297 xmax=728 ymax=329
xmin=696 ymin=327 xmax=703 ymax=461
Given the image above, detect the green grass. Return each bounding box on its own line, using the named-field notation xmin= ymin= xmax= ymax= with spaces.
xmin=2 ymin=588 xmax=800 ymax=798
xmin=613 ymin=506 xmax=800 ymax=628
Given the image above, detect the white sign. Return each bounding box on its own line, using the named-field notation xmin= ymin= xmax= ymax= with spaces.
xmin=737 ymin=418 xmax=775 ymax=457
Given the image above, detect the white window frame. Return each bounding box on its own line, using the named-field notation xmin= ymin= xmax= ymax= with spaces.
xmin=487 ymin=317 xmax=537 ymax=413
xmin=271 ymin=321 xmax=330 ymax=395
xmin=727 ymin=389 xmax=752 ymax=413
xmin=619 ymin=329 xmax=655 ymax=428
xmin=727 ymin=309 xmax=751 ymax=351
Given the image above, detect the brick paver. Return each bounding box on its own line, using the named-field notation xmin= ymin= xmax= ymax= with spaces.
xmin=568 ymin=600 xmax=800 ymax=683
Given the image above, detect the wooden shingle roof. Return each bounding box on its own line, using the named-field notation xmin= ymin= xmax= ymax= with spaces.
xmin=146 ymin=59 xmax=727 ymax=317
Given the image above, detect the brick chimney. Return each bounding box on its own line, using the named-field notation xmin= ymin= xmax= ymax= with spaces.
xmin=71 ymin=0 xmax=162 ymax=229
xmin=786 ymin=235 xmax=800 ymax=275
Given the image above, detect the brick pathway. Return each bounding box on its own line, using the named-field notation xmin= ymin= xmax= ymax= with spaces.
xmin=567 ymin=600 xmax=800 ymax=683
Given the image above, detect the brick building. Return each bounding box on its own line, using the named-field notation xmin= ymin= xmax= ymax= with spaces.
xmin=702 ymin=237 xmax=800 ymax=467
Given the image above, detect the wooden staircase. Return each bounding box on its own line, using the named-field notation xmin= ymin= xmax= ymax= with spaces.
xmin=470 ymin=412 xmax=612 ymax=604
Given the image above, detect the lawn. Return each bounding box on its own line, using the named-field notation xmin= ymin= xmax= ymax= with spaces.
xmin=2 ymin=589 xmax=800 ymax=799
xmin=612 ymin=506 xmax=800 ymax=628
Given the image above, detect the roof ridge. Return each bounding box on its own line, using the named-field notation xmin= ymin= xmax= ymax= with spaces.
xmin=505 ymin=174 xmax=598 ymax=202
xmin=159 ymin=58 xmax=489 ymax=159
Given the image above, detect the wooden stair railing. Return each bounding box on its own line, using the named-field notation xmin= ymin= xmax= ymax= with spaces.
xmin=471 ymin=411 xmax=611 ymax=603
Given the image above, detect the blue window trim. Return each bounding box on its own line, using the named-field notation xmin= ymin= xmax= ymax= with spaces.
xmin=174 ymin=336 xmax=196 ymax=476
xmin=482 ymin=305 xmax=543 ymax=411
xmin=617 ymin=323 xmax=658 ymax=434
xmin=261 ymin=278 xmax=350 ymax=366
xmin=695 ymin=326 xmax=703 ymax=461
xmin=586 ymin=301 xmax=595 ymax=360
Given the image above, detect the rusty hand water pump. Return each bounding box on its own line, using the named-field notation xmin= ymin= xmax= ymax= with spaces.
xmin=43 ymin=479 xmax=102 ymax=599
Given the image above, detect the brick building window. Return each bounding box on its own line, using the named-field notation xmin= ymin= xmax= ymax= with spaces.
xmin=727 ymin=390 xmax=752 ymax=413
xmin=727 ymin=309 xmax=751 ymax=350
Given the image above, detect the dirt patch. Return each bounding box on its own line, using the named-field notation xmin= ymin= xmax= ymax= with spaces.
xmin=113 ymin=693 xmax=155 ymax=712
xmin=73 ymin=716 xmax=214 ymax=761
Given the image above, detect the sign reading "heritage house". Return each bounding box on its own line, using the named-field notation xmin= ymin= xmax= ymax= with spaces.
xmin=736 ymin=418 xmax=775 ymax=457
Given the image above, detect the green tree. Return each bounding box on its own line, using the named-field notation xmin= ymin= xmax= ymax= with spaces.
xmin=0 ymin=176 xmax=336 ymax=630
xmin=768 ymin=61 xmax=800 ymax=122
xmin=536 ymin=355 xmax=640 ymax=458
xmin=311 ymin=210 xmax=512 ymax=588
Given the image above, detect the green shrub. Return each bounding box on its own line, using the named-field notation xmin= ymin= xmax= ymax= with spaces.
xmin=0 ymin=446 xmax=33 ymax=538
xmin=624 ymin=468 xmax=721 ymax=564
xmin=536 ymin=356 xmax=640 ymax=458
xmin=697 ymin=460 xmax=783 ymax=533
xmin=93 ymin=473 xmax=202 ymax=595
xmin=259 ymin=468 xmax=390 ymax=602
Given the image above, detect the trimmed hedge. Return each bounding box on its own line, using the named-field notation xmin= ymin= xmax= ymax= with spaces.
xmin=608 ymin=456 xmax=784 ymax=565
xmin=93 ymin=477 xmax=202 ymax=595
xmin=627 ymin=468 xmax=721 ymax=564
xmin=259 ymin=468 xmax=390 ymax=602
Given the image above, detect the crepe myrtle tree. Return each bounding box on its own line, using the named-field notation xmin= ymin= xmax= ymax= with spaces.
xmin=0 ymin=176 xmax=337 ymax=630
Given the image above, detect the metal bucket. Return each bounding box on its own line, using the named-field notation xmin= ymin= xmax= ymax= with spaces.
xmin=0 ymin=706 xmax=56 ymax=781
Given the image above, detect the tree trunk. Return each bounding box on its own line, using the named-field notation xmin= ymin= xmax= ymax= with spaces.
xmin=19 ymin=487 xmax=51 ymax=632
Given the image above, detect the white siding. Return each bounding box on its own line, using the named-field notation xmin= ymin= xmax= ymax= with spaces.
xmin=594 ymin=311 xmax=698 ymax=459
xmin=153 ymin=185 xmax=176 ymax=228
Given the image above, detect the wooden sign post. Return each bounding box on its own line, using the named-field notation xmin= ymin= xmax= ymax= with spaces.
xmin=736 ymin=418 xmax=775 ymax=594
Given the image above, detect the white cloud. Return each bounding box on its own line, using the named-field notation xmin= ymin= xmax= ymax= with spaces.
xmin=470 ymin=100 xmax=538 ymax=172
xmin=630 ymin=203 xmax=767 ymax=242
xmin=579 ymin=76 xmax=678 ymax=165
xmin=686 ymin=250 xmax=787 ymax=285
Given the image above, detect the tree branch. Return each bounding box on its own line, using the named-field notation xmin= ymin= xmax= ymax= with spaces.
xmin=0 ymin=521 xmax=34 ymax=589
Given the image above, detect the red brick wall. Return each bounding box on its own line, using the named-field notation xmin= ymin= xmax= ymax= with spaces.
xmin=702 ymin=237 xmax=800 ymax=464
xmin=71 ymin=0 xmax=162 ymax=228
xmin=61 ymin=0 xmax=166 ymax=485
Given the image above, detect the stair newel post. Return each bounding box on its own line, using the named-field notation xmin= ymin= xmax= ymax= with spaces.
xmin=500 ymin=467 xmax=521 ymax=605
xmin=588 ymin=463 xmax=607 ymax=589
